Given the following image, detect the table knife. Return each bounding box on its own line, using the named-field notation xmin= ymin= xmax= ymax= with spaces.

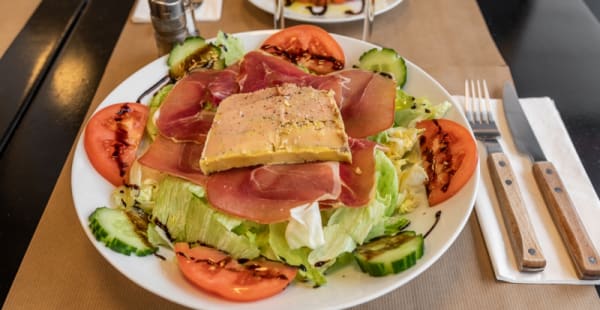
xmin=503 ymin=82 xmax=600 ymax=279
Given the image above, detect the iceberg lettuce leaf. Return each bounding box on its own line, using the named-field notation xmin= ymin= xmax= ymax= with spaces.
xmin=215 ymin=31 xmax=245 ymax=66
xmin=269 ymin=223 xmax=327 ymax=286
xmin=394 ymin=89 xmax=451 ymax=128
xmin=285 ymin=202 xmax=325 ymax=249
xmin=151 ymin=176 xmax=262 ymax=258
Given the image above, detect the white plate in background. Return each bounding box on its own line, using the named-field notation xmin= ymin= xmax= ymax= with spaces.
xmin=248 ymin=0 xmax=403 ymax=23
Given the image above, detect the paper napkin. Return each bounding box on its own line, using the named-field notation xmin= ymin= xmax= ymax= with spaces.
xmin=131 ymin=0 xmax=223 ymax=23
xmin=454 ymin=96 xmax=600 ymax=285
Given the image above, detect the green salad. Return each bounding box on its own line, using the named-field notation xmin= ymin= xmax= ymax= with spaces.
xmin=87 ymin=30 xmax=452 ymax=291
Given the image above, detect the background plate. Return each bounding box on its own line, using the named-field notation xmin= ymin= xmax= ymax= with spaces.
xmin=248 ymin=0 xmax=403 ymax=24
xmin=71 ymin=30 xmax=479 ymax=310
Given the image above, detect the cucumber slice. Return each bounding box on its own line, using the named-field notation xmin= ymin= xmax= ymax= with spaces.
xmin=354 ymin=231 xmax=423 ymax=277
xmin=167 ymin=37 xmax=224 ymax=80
xmin=88 ymin=207 xmax=156 ymax=256
xmin=358 ymin=48 xmax=407 ymax=88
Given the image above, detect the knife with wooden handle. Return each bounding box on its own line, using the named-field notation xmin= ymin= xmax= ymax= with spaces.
xmin=503 ymin=82 xmax=600 ymax=279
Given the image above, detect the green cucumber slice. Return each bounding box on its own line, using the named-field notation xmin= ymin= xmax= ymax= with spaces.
xmin=358 ymin=47 xmax=407 ymax=88
xmin=354 ymin=231 xmax=424 ymax=277
xmin=88 ymin=207 xmax=156 ymax=256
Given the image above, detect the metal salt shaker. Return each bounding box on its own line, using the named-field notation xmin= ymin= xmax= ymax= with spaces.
xmin=148 ymin=0 xmax=193 ymax=56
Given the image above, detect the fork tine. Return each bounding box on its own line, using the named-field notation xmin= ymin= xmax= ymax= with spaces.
xmin=476 ymin=80 xmax=483 ymax=124
xmin=482 ymin=80 xmax=493 ymax=125
xmin=470 ymin=80 xmax=478 ymax=123
xmin=466 ymin=79 xmax=501 ymax=139
xmin=464 ymin=80 xmax=473 ymax=123
xmin=479 ymin=80 xmax=488 ymax=124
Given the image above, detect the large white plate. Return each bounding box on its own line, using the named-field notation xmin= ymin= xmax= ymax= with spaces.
xmin=248 ymin=0 xmax=403 ymax=24
xmin=71 ymin=30 xmax=479 ymax=310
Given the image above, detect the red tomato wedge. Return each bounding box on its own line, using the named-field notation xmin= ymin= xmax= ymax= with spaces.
xmin=416 ymin=119 xmax=478 ymax=206
xmin=174 ymin=243 xmax=297 ymax=302
xmin=260 ymin=25 xmax=345 ymax=74
xmin=84 ymin=103 xmax=149 ymax=186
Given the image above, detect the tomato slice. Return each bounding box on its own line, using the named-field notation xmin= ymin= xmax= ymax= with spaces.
xmin=84 ymin=103 xmax=149 ymax=186
xmin=174 ymin=243 xmax=297 ymax=302
xmin=416 ymin=119 xmax=478 ymax=206
xmin=261 ymin=24 xmax=345 ymax=74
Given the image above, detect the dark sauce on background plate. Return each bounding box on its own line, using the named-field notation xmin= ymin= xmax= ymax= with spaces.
xmin=285 ymin=0 xmax=367 ymax=17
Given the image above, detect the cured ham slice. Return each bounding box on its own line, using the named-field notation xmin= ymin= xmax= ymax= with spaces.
xmin=337 ymin=70 xmax=396 ymax=138
xmin=238 ymin=51 xmax=342 ymax=104
xmin=249 ymin=164 xmax=342 ymax=200
xmin=337 ymin=138 xmax=378 ymax=207
xmin=205 ymin=138 xmax=376 ymax=224
xmin=138 ymin=135 xmax=208 ymax=186
xmin=156 ymin=69 xmax=239 ymax=143
xmin=206 ymin=162 xmax=341 ymax=224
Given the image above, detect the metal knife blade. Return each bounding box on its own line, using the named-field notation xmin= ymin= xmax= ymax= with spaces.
xmin=503 ymin=82 xmax=600 ymax=279
xmin=502 ymin=83 xmax=546 ymax=162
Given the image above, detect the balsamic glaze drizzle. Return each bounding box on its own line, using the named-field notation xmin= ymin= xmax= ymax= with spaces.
xmin=260 ymin=44 xmax=344 ymax=71
xmin=136 ymin=75 xmax=171 ymax=103
xmin=284 ymin=0 xmax=366 ymax=16
xmin=176 ymin=251 xmax=290 ymax=280
xmin=345 ymin=0 xmax=366 ymax=15
xmin=424 ymin=210 xmax=442 ymax=239
xmin=307 ymin=5 xmax=328 ymax=16
xmin=112 ymin=103 xmax=133 ymax=179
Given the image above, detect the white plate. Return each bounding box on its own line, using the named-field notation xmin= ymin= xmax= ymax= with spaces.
xmin=248 ymin=0 xmax=403 ymax=24
xmin=71 ymin=30 xmax=479 ymax=310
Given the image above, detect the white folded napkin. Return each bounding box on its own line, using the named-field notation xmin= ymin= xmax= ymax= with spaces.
xmin=131 ymin=0 xmax=223 ymax=23
xmin=453 ymin=96 xmax=600 ymax=285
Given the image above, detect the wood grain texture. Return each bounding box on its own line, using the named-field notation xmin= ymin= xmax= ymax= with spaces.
xmin=487 ymin=153 xmax=546 ymax=271
xmin=532 ymin=161 xmax=600 ymax=279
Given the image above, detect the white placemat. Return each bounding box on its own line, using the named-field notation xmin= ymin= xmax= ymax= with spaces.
xmin=131 ymin=0 xmax=223 ymax=23
xmin=454 ymin=96 xmax=600 ymax=284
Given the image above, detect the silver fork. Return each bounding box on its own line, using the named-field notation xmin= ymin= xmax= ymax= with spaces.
xmin=465 ymin=80 xmax=546 ymax=272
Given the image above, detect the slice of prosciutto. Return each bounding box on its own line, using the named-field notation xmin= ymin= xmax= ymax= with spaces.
xmin=156 ymin=68 xmax=239 ymax=143
xmin=338 ymin=138 xmax=378 ymax=207
xmin=238 ymin=51 xmax=342 ymax=101
xmin=138 ymin=135 xmax=208 ymax=186
xmin=206 ymin=162 xmax=341 ymax=224
xmin=336 ymin=70 xmax=396 ymax=138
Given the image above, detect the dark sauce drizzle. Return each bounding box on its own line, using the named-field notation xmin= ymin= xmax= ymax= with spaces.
xmin=345 ymin=0 xmax=366 ymax=15
xmin=285 ymin=0 xmax=366 ymax=16
xmin=153 ymin=219 xmax=174 ymax=242
xmin=176 ymin=251 xmax=290 ymax=280
xmin=424 ymin=210 xmax=442 ymax=239
xmin=260 ymin=44 xmax=344 ymax=71
xmin=112 ymin=103 xmax=133 ymax=180
xmin=307 ymin=5 xmax=328 ymax=16
xmin=135 ymin=75 xmax=171 ymax=103
xmin=314 ymin=260 xmax=328 ymax=267
xmin=421 ymin=119 xmax=456 ymax=196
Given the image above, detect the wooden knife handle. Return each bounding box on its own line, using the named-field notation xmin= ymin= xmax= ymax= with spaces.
xmin=532 ymin=161 xmax=600 ymax=279
xmin=487 ymin=153 xmax=546 ymax=272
